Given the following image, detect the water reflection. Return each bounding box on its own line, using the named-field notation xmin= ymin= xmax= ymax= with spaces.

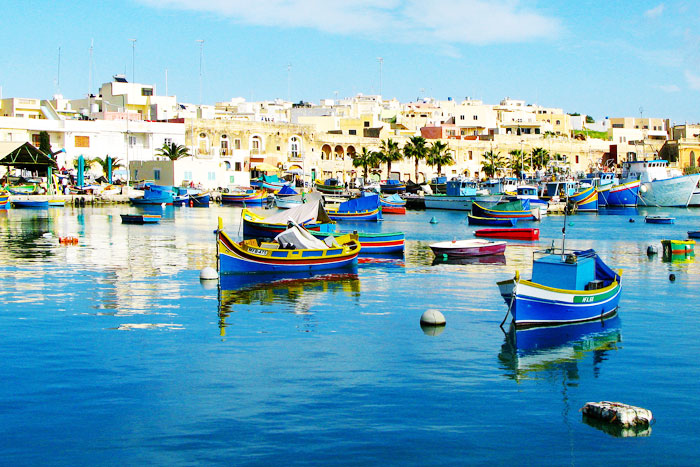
xmin=431 ymin=254 xmax=506 ymax=266
xmin=498 ymin=315 xmax=622 ymax=383
xmin=218 ymin=272 xmax=361 ymax=333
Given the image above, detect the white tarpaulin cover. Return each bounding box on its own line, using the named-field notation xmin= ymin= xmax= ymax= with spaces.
xmin=263 ymin=196 xmax=331 ymax=225
xmin=274 ymin=220 xmax=329 ymax=250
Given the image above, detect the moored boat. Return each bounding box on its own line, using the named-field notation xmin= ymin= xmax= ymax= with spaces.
xmin=621 ymin=160 xmax=700 ymax=207
xmin=472 ymin=200 xmax=539 ymax=220
xmin=325 ymin=194 xmax=382 ymax=221
xmin=12 ymin=199 xmax=49 ymax=208
xmin=570 ymin=185 xmax=598 ymax=212
xmin=661 ymin=239 xmax=695 ymax=256
xmin=314 ymin=179 xmax=344 ymax=194
xmin=468 ymin=215 xmax=518 ymax=227
xmin=688 ymin=231 xmax=700 ymax=239
xmin=0 ymin=191 xmax=11 ymax=209
xmin=120 ymin=214 xmax=161 ymax=224
xmin=217 ymin=218 xmax=360 ymax=274
xmin=497 ymin=248 xmax=622 ymax=328
xmin=380 ymin=179 xmax=406 ymax=194
xmin=430 ymin=239 xmax=506 ymax=258
xmin=221 ymin=189 xmax=268 ymax=205
xmin=130 ymin=184 xmax=174 ymax=205
xmin=474 ymin=228 xmax=539 ymax=241
xmin=645 ymin=216 xmax=674 ymax=224
xmin=379 ymin=193 xmax=406 ymax=214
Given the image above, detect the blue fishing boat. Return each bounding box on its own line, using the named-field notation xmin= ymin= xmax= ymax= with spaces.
xmin=605 ymin=179 xmax=640 ymax=207
xmin=472 ymin=200 xmax=539 ymax=221
xmin=645 ymin=216 xmax=675 ymax=224
xmin=688 ymin=231 xmax=700 ymax=239
xmin=120 ymin=214 xmax=161 ymax=224
xmin=326 ymin=194 xmax=382 ymax=221
xmin=191 ymin=192 xmax=210 ymax=207
xmin=130 ymin=184 xmax=174 ymax=205
xmin=217 ymin=218 xmax=360 ymax=274
xmin=380 ymin=179 xmax=406 ymax=194
xmin=570 ymin=185 xmax=598 ymax=212
xmin=379 ymin=193 xmax=406 ymax=214
xmin=468 ymin=215 xmax=518 ymax=227
xmin=12 ymin=199 xmax=49 ymax=208
xmin=497 ymin=248 xmax=622 ymax=328
xmin=314 ymin=178 xmax=344 ymax=194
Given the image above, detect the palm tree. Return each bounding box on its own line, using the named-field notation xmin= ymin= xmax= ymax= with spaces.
xmin=427 ymin=140 xmax=454 ymax=176
xmin=403 ymin=135 xmax=428 ymax=182
xmin=156 ymin=142 xmax=192 ymax=161
xmin=377 ymin=138 xmax=403 ymax=179
xmin=352 ymin=147 xmax=379 ymax=181
xmin=508 ymin=149 xmax=530 ymax=177
xmin=94 ymin=156 xmax=124 ymax=177
xmin=530 ymin=147 xmax=550 ymax=171
xmin=481 ymin=150 xmax=504 ymax=178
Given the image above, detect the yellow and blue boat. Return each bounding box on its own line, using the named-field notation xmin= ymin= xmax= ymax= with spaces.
xmin=0 ymin=191 xmax=10 ymax=209
xmin=217 ymin=218 xmax=360 ymax=274
xmin=221 ymin=189 xmax=268 ymax=205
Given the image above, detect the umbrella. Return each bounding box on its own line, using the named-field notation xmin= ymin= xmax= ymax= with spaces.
xmin=252 ymin=162 xmax=279 ymax=172
xmin=286 ymin=168 xmax=304 ymax=175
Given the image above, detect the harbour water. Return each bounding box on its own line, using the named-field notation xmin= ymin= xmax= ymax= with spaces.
xmin=1 ymin=204 xmax=700 ymax=465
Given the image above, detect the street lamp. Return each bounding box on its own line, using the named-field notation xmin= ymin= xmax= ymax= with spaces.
xmin=377 ymin=57 xmax=383 ymax=96
xmin=129 ymin=39 xmax=137 ymax=82
xmin=196 ymin=39 xmax=204 ymax=105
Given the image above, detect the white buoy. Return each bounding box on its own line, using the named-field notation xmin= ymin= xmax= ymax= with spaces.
xmin=200 ymin=266 xmax=218 ymax=280
xmin=420 ymin=309 xmax=446 ymax=326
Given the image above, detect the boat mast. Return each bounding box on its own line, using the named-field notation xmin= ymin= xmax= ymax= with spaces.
xmin=561 ymin=193 xmax=568 ymax=260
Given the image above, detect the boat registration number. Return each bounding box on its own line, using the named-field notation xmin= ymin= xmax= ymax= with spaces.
xmin=581 ymin=296 xmax=594 ymax=303
xmin=248 ymin=248 xmax=267 ymax=255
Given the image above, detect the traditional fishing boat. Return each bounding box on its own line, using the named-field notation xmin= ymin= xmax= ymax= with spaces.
xmin=380 ymin=179 xmax=406 ymax=194
xmin=0 ymin=191 xmax=11 ymax=209
xmin=645 ymin=216 xmax=674 ymax=224
xmin=242 ymin=200 xmax=404 ymax=254
xmin=325 ymin=194 xmax=382 ymax=221
xmin=379 ymin=193 xmax=406 ymax=214
xmin=620 ymin=160 xmax=700 ymax=207
xmin=661 ymin=239 xmax=695 ymax=256
xmin=6 ymin=184 xmax=38 ymax=195
xmin=191 ymin=192 xmax=211 ymax=207
xmin=221 ymin=189 xmax=268 ymax=205
xmin=570 ymin=185 xmax=598 ymax=212
xmin=467 ymin=215 xmax=518 ymax=227
xmin=120 ymin=214 xmax=161 ymax=224
xmin=130 ymin=184 xmax=174 ymax=205
xmin=430 ymin=239 xmax=506 ymax=258
xmin=256 ymin=174 xmax=289 ymax=191
xmin=605 ymin=179 xmax=641 ymax=207
xmin=217 ymin=218 xmax=360 ymax=274
xmin=11 ymin=199 xmax=49 ymax=208
xmin=314 ymin=178 xmax=344 ymax=194
xmin=688 ymin=231 xmax=700 ymax=239
xmin=472 ymin=200 xmax=539 ymax=221
xmin=474 ymin=228 xmax=539 ymax=241
xmin=48 ymin=200 xmax=65 ymax=207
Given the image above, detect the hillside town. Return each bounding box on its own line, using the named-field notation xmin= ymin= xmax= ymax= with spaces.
xmin=2 ymin=73 xmax=700 ymax=192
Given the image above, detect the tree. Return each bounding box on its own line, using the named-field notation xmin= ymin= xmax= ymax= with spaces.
xmin=377 ymin=138 xmax=403 ymax=179
xmin=94 ymin=156 xmax=124 ymax=177
xmin=481 ymin=150 xmax=504 ymax=178
xmin=156 ymin=142 xmax=192 ymax=161
xmin=352 ymin=147 xmax=379 ymax=181
xmin=426 ymin=140 xmax=454 ymax=176
xmin=585 ymin=115 xmax=595 ymax=124
xmin=530 ymin=147 xmax=551 ymax=171
xmin=38 ymin=131 xmax=52 ymax=156
xmin=508 ymin=149 xmax=530 ymax=178
xmin=403 ymin=135 xmax=428 ymax=182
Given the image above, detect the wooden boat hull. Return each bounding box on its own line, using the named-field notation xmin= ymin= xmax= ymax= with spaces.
xmin=381 ymin=205 xmax=406 ymax=214
xmin=314 ymin=180 xmax=344 ymax=194
xmin=121 ymin=214 xmax=161 ymax=224
xmin=498 ymin=278 xmax=622 ymax=328
xmin=468 ymin=215 xmax=518 ymax=227
xmin=0 ymin=193 xmax=10 ymax=209
xmin=326 ymin=207 xmax=381 ymax=221
xmin=571 ymin=186 xmax=598 ymax=212
xmin=130 ymin=195 xmax=173 ymax=205
xmin=688 ymin=231 xmax=700 ymax=239
xmin=606 ymin=180 xmax=640 ymax=207
xmin=12 ymin=200 xmax=49 ymax=208
xmin=472 ymin=202 xmax=537 ymax=220
xmin=430 ymin=239 xmax=506 ymax=257
xmin=381 ymin=183 xmax=406 ymax=194
xmin=221 ymin=191 xmax=267 ymax=205
xmin=474 ymin=228 xmax=539 ymax=240
xmin=191 ymin=193 xmax=210 ymax=207
xmin=218 ymin=230 xmax=360 ymax=274
xmin=645 ymin=216 xmax=674 ymax=224
xmin=242 ymin=210 xmax=404 ymax=254
xmin=662 ymin=239 xmax=695 ymax=255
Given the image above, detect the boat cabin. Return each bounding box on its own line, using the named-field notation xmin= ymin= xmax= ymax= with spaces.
xmin=543 ymin=180 xmax=577 ymax=198
xmin=516 ymin=185 xmax=538 ymax=199
xmin=622 ymin=160 xmax=680 ymax=183
xmin=531 ymin=252 xmax=597 ymax=291
xmin=446 ymin=179 xmax=477 ymax=197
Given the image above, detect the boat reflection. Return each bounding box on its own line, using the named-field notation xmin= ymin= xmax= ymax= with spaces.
xmin=432 ymin=254 xmax=506 ymax=266
xmin=358 ymin=256 xmax=405 ymax=269
xmin=598 ymin=207 xmax=639 ymax=216
xmin=218 ymin=272 xmax=361 ymax=334
xmin=498 ymin=315 xmax=621 ymax=383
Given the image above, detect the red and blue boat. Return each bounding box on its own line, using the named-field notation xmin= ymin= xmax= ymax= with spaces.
xmin=217 ymin=218 xmax=360 ymax=274
xmin=221 ymin=189 xmax=268 ymax=205
xmin=599 ymin=179 xmax=640 ymax=207
xmin=120 ymin=214 xmax=161 ymax=224
xmin=379 ymin=193 xmax=406 ymax=214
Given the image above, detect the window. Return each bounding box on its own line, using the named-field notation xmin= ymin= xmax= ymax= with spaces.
xmin=32 ymin=134 xmax=41 ymax=146
xmin=164 ymin=137 xmax=172 ymax=146
xmin=75 ymin=136 xmax=90 ymax=148
xmin=224 ymin=161 xmax=231 ymax=170
xmin=460 ymin=115 xmax=465 ymax=120
xmin=276 ymin=146 xmax=281 ymax=151
xmin=290 ymin=136 xmax=300 ymax=158
xmin=129 ymin=136 xmax=136 ymax=147
xmin=230 ymin=176 xmax=235 ymax=183
xmin=468 ymin=151 xmax=473 ymax=160
xmin=349 ymin=129 xmax=356 ymax=135
xmin=208 ymin=172 xmax=216 ymax=181
xmin=575 ymin=155 xmax=579 ymax=164
xmin=556 ymin=120 xmax=561 ymax=125
xmin=364 ymin=121 xmax=370 ymax=127
xmin=234 ymin=139 xmax=241 ymax=150
xmin=184 ymin=171 xmax=193 ymax=180
xmin=154 ymin=169 xmax=161 ymax=180
xmin=235 ymin=162 xmax=242 ymax=171
xmin=141 ymin=88 xmax=153 ymax=96
xmin=473 ymin=115 xmax=478 ymax=120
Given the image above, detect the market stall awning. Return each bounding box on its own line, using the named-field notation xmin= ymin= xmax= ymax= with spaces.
xmin=0 ymin=142 xmax=58 ymax=170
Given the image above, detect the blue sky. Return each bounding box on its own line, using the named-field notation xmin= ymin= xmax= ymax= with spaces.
xmin=2 ymin=0 xmax=699 ymax=123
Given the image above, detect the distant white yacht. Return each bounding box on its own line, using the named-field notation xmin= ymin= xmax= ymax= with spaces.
xmin=621 ymin=160 xmax=700 ymax=207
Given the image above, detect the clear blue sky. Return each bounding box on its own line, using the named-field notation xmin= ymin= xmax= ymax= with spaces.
xmin=2 ymin=0 xmax=699 ymax=123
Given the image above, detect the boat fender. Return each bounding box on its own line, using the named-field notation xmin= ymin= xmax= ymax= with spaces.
xmin=189 ymin=199 xmax=194 ymax=207
xmin=581 ymin=401 xmax=653 ymax=428
xmin=647 ymin=246 xmax=657 ymax=255
xmin=629 ymin=218 xmax=635 ymax=223
xmin=669 ymin=274 xmax=676 ymax=282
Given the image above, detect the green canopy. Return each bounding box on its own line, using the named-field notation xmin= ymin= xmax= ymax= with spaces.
xmin=0 ymin=142 xmax=58 ymax=171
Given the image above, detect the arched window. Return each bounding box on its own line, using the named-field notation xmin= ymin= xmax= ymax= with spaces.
xmin=220 ymin=134 xmax=229 ymax=155
xmin=289 ymin=136 xmax=301 ymax=158
xmin=197 ymin=132 xmax=209 ymax=155
xmin=224 ymin=161 xmax=231 ymax=170
xmin=251 ymin=135 xmax=263 ymax=154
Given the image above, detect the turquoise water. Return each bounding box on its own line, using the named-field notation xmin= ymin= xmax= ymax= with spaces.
xmin=1 ymin=204 xmax=700 ymax=465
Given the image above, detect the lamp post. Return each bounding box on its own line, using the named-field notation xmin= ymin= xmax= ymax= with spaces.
xmin=196 ymin=39 xmax=204 ymax=105
xmin=377 ymin=57 xmax=383 ymax=97
xmin=129 ymin=38 xmax=137 ymax=82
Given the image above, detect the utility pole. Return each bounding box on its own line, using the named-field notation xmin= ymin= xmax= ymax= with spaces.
xmin=287 ymin=63 xmax=292 ymax=102
xmin=196 ymin=39 xmax=204 ymax=105
xmin=377 ymin=57 xmax=383 ymax=97
xmin=129 ymin=38 xmax=137 ymax=82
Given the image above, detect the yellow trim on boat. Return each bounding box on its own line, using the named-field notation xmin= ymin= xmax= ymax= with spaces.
xmin=518 ymin=279 xmax=619 ymax=295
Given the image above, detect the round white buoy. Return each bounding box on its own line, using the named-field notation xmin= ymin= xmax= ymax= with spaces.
xmin=199 ymin=279 xmax=217 ymax=290
xmin=200 ymin=266 xmax=218 ymax=280
xmin=420 ymin=309 xmax=446 ymax=326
